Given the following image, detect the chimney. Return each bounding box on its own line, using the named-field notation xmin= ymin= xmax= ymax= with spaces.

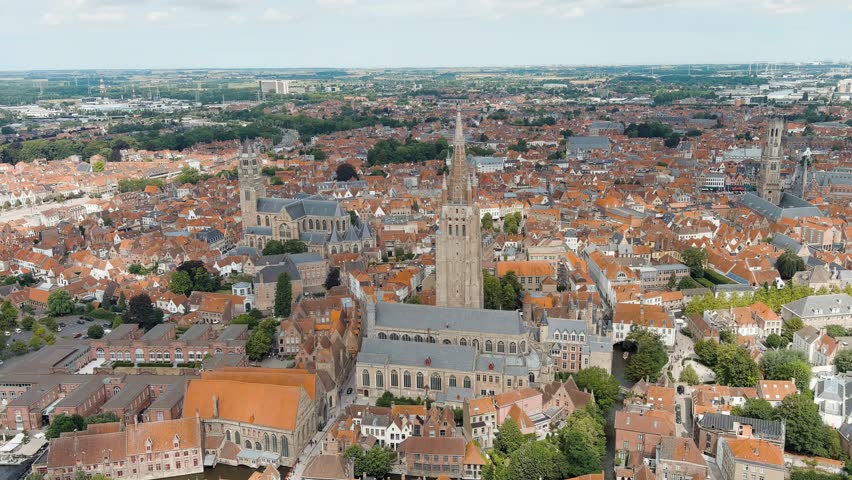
xmin=212 ymin=395 xmax=219 ymax=419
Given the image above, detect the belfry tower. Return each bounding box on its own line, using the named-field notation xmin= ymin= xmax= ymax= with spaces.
xmin=435 ymin=108 xmax=483 ymax=309
xmin=758 ymin=117 xmax=784 ymax=204
xmin=238 ymin=141 xmax=265 ymax=229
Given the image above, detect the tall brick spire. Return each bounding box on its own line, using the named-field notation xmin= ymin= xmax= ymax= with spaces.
xmin=447 ymin=107 xmax=471 ymax=205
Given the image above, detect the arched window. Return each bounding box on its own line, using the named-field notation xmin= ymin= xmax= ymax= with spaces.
xmin=376 ymin=371 xmax=384 ymax=388
xmin=362 ymin=369 xmax=370 ymax=387
xmin=520 ymin=341 xmax=526 ymax=352
xmin=416 ymin=372 xmax=425 ymax=389
xmin=281 ymin=436 xmax=289 ymax=457
xmin=485 ymin=340 xmax=493 ymax=352
xmin=391 ymin=370 xmax=399 ymax=387
xmin=497 ymin=341 xmax=505 ymax=353
xmin=390 ymin=333 xmax=399 ymax=341
xmin=428 ymin=336 xmax=436 ymax=343
xmin=464 ymin=376 xmax=472 ymax=389
xmin=225 ymin=430 xmax=231 ymax=442
xmin=403 ymin=371 xmax=411 ymax=388
xmin=96 ymin=348 xmax=105 ymax=359
xmin=509 ymin=342 xmax=517 ymax=354
xmin=175 ymin=349 xmax=183 ymax=361
xmin=235 ymin=431 xmax=241 ymax=445
xmin=414 ymin=335 xmax=423 ymax=343
xmin=309 ymin=219 xmax=314 ymax=230
xmin=113 ymin=386 xmax=120 ymax=395
xmin=449 ymin=375 xmax=457 ymax=388
xmin=443 ymin=339 xmax=452 ymax=345
xmin=322 ymin=220 xmax=327 ymax=230
xmin=430 ymin=373 xmax=442 ymax=391
xmin=402 ymin=334 xmax=411 ymax=342
xmin=255 ymin=441 xmax=261 ymax=450
xmin=264 ymin=433 xmax=270 ymax=451
xmin=272 ymin=435 xmax=277 ymax=453
xmin=459 ymin=338 xmax=467 ymax=346
xmin=378 ymin=332 xmax=388 ymax=340
xmin=265 ymin=216 xmax=270 ymax=227
xmin=472 ymin=339 xmax=480 ymax=350
xmin=256 ymin=215 xmax=261 ymax=226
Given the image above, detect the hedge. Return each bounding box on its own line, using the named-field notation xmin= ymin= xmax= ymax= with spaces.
xmin=703 ymin=270 xmax=735 ymax=285
xmin=696 ymin=277 xmax=715 ymax=288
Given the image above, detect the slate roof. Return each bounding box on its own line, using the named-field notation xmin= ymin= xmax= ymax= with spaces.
xmin=740 ymin=192 xmax=823 ymax=222
xmin=358 ymin=338 xmax=477 ymax=372
xmin=696 ymin=413 xmax=785 ymax=441
xmin=783 ymin=294 xmax=852 ymax=318
xmin=374 ymin=302 xmax=526 ymax=335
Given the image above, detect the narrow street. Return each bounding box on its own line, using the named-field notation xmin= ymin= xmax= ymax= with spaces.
xmin=287 ymin=369 xmax=356 ymax=480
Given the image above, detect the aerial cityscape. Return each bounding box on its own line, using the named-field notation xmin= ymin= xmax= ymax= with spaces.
xmin=0 ymin=3 xmax=851 ymax=480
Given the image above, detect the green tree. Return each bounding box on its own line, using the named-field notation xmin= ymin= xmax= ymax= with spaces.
xmin=21 ymin=316 xmax=36 ymax=331
xmin=46 ymin=290 xmax=74 ymax=317
xmin=282 ymin=239 xmax=308 ymax=254
xmin=776 ymin=251 xmax=806 ymax=280
xmin=624 ymin=328 xmax=668 ymax=383
xmin=825 ymin=325 xmax=848 ymax=338
xmin=262 ymin=240 xmax=284 ymax=256
xmin=28 ymin=336 xmax=45 ymax=350
xmin=714 ymin=344 xmax=760 ymax=387
xmin=483 ymin=270 xmax=502 ymax=310
xmin=731 ymin=398 xmax=774 ymax=420
xmin=124 ymin=293 xmax=162 ymax=331
xmin=231 ymin=313 xmax=260 ymax=330
xmin=481 ymin=213 xmax=494 ymax=231
xmin=245 ymin=328 xmax=273 ymax=361
xmin=0 ymin=300 xmax=17 ymax=329
xmin=679 ymin=365 xmax=700 ymax=385
xmin=9 ymin=340 xmax=28 ymax=355
xmin=168 ymin=270 xmax=192 ymax=295
xmin=274 ymin=272 xmax=292 ymax=318
xmin=558 ymin=429 xmax=603 ymax=478
xmin=324 ymin=267 xmax=341 ymax=290
xmin=86 ymin=412 xmax=120 ymax=424
xmin=46 ymin=414 xmax=86 ymax=438
xmin=335 ymin=162 xmax=359 ymax=181
xmin=501 ymin=282 xmax=518 ymax=311
xmin=572 ymin=367 xmax=621 ymax=411
xmin=87 ymin=324 xmax=105 ymax=339
xmin=760 ymin=350 xmax=811 ymax=390
xmin=360 ymin=446 xmax=394 ymax=479
xmin=765 ymin=333 xmax=785 ymax=349
xmin=782 ymin=317 xmax=805 ymax=343
xmin=503 ymin=212 xmax=522 ymax=234
xmin=561 ymin=404 xmax=606 ymax=458
xmin=681 ymin=247 xmax=708 ymax=278
xmin=774 ymin=393 xmax=836 ymax=457
xmin=834 ymin=349 xmax=852 ymax=373
xmin=506 ymin=441 xmax=561 ymax=480
xmin=92 ymin=161 xmax=105 ymax=172
xmin=493 ymin=418 xmax=526 ymax=455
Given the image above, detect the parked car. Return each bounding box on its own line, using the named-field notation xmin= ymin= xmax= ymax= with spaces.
xmin=3 ymin=331 xmax=10 ymax=337
xmin=73 ymin=332 xmax=82 ymax=338
xmin=59 ymin=322 xmax=66 ymax=327
xmin=14 ymin=328 xmax=21 ymax=334
xmin=101 ymin=322 xmax=111 ymax=328
xmin=76 ymin=320 xmax=85 ymax=325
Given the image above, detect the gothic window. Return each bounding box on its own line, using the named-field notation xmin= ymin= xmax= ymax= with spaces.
xmin=402 ymin=334 xmax=411 ymax=341
xmin=264 ymin=433 xmax=270 ymax=451
xmin=497 ymin=341 xmax=505 ymax=353
xmin=362 ymin=369 xmax=370 ymax=387
xmin=463 ymin=376 xmax=471 ymax=389
xmin=449 ymin=375 xmax=457 ymax=388
xmin=323 ymin=220 xmax=327 ymax=230
xmin=390 ymin=333 xmax=399 ymax=341
xmin=309 ymin=219 xmax=314 ymax=230
xmin=376 ymin=371 xmax=384 ymax=388
xmin=509 ymin=342 xmax=517 ymax=354
xmin=256 ymin=215 xmax=261 ymax=225
xmin=272 ymin=435 xmax=277 ymax=453
xmin=443 ymin=339 xmax=452 ymax=345
xmin=416 ymin=372 xmax=425 ymax=389
xmin=353 ymin=244 xmax=359 ymax=253
xmin=404 ymin=371 xmax=412 ymax=388
xmin=463 ymin=224 xmax=466 ymax=236
xmin=281 ymin=436 xmax=289 ymax=457
xmin=472 ymin=339 xmax=479 ymax=350
xmin=378 ymin=332 xmax=387 ymax=340
xmin=430 ymin=373 xmax=442 ymax=391
xmin=414 ymin=335 xmax=424 ymax=343
xmin=391 ymin=370 xmax=399 ymax=387
xmin=459 ymin=338 xmax=467 ymax=346
xmin=226 ymin=431 xmax=231 ymax=442
xmin=520 ymin=341 xmax=526 ymax=352
xmin=265 ymin=216 xmax=270 ymax=226
xmin=255 ymin=442 xmax=261 ymax=450
xmin=485 ymin=340 xmax=493 ymax=352
xmin=235 ymin=431 xmax=241 ymax=445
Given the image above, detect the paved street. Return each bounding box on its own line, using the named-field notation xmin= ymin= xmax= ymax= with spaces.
xmin=287 ymin=369 xmax=356 ymax=480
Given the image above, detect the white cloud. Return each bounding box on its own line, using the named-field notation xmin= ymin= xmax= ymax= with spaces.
xmin=262 ymin=8 xmax=295 ymax=23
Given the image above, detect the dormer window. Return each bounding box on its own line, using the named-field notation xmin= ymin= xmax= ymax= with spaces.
xmin=145 ymin=438 xmax=153 ymax=453
xmin=173 ymin=435 xmax=180 ymax=449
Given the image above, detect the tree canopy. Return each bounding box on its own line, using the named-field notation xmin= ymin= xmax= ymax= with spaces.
xmin=776 ymin=251 xmax=806 ymax=280
xmin=624 ymin=328 xmax=668 ymax=383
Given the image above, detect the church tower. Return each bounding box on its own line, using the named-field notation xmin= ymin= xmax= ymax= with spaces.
xmin=758 ymin=117 xmax=784 ymax=204
xmin=436 ymin=108 xmax=483 ymax=309
xmin=238 ymin=141 xmax=265 ymax=229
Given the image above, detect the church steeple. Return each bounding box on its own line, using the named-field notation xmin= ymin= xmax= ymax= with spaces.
xmin=446 ymin=107 xmax=472 ymax=205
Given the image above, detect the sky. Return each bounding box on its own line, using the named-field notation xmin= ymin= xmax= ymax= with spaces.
xmin=2 ymin=0 xmax=851 ymax=70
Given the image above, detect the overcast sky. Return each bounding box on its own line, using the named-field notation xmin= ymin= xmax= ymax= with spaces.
xmin=2 ymin=0 xmax=851 ymax=70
